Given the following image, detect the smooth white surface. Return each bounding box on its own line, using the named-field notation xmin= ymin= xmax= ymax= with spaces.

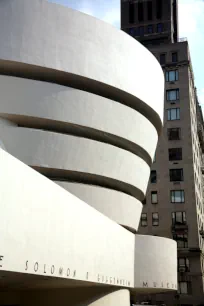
xmin=134 ymin=235 xmax=177 ymax=290
xmin=0 ymin=75 xmax=158 ymax=161
xmin=57 ymin=182 xmax=142 ymax=231
xmin=0 ymin=0 xmax=164 ymax=127
xmin=0 ymin=148 xmax=134 ymax=287
xmin=0 ymin=127 xmax=150 ymax=196
xmin=0 ymin=148 xmax=177 ymax=292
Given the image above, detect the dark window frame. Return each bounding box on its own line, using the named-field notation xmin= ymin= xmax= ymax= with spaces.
xmin=166 ymin=89 xmax=180 ymax=101
xmin=147 ymin=24 xmax=153 ymax=34
xmin=168 ymin=128 xmax=181 ymax=140
xmin=152 ymin=212 xmax=159 ymax=226
xmin=150 ymin=170 xmax=157 ymax=183
xmin=167 ymin=108 xmax=180 ymax=120
xmin=171 ymin=190 xmax=185 ymax=203
xmin=157 ymin=23 xmax=163 ymax=33
xmin=141 ymin=213 xmax=147 ymax=227
xmin=172 ymin=52 xmax=178 ymax=63
xmin=169 ymin=148 xmax=182 ymax=161
xmin=173 ymin=233 xmax=188 ymax=248
xmin=172 ymin=211 xmax=186 ymax=225
xmin=165 ymin=70 xmax=179 ymax=82
xmin=178 ymin=281 xmax=191 ymax=294
xmin=178 ymin=257 xmax=190 ymax=272
xmin=160 ymin=53 xmax=166 ymax=65
xmin=151 ymin=191 xmax=158 ymax=204
xmin=170 ymin=168 xmax=184 ymax=182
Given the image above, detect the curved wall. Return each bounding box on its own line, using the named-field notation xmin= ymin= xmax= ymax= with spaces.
xmin=0 ymin=0 xmax=177 ymax=301
xmin=0 ymin=0 xmax=163 ymax=132
xmin=56 ymin=182 xmax=142 ymax=232
xmin=0 ymin=76 xmax=158 ymax=164
xmin=0 ymin=1 xmax=163 ymax=232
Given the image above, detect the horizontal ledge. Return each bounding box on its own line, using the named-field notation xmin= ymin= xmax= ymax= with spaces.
xmin=0 ymin=113 xmax=152 ymax=167
xmin=34 ymin=166 xmax=144 ymax=201
xmin=0 ymin=59 xmax=162 ymax=134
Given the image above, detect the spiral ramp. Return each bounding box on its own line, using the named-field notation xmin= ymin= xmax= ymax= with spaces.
xmin=0 ymin=1 xmax=176 ymax=305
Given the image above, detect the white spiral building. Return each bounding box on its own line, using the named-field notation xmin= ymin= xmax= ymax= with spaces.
xmin=0 ymin=1 xmax=177 ymax=305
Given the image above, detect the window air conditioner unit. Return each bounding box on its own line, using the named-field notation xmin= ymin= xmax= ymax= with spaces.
xmin=170 ymin=81 xmax=175 ymax=84
xmin=173 ymin=181 xmax=181 ymax=185
xmin=170 ymin=102 xmax=176 ymax=105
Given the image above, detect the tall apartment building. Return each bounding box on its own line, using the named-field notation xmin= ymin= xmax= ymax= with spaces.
xmin=121 ymin=1 xmax=204 ymax=306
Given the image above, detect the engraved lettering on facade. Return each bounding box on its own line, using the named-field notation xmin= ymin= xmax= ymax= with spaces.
xmin=25 ymin=260 xmax=29 ymax=271
xmin=34 ymin=262 xmax=39 ymax=272
xmin=0 ymin=256 xmax=4 ymax=268
xmin=51 ymin=265 xmax=55 ymax=275
xmin=59 ymin=267 xmax=63 ymax=276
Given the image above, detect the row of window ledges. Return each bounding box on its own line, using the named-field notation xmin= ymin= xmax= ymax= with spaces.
xmin=141 ymin=211 xmax=186 ymax=227
xmin=144 ymin=189 xmax=185 ymax=205
xmin=128 ymin=0 xmax=163 ymax=24
xmin=128 ymin=22 xmax=165 ymax=37
xmin=151 ymin=168 xmax=185 ymax=184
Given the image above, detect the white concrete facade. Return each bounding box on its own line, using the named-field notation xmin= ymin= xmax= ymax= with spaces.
xmin=0 ymin=0 xmax=176 ymax=305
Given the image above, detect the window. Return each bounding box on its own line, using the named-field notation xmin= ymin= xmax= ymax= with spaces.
xmin=147 ymin=1 xmax=153 ymax=20
xmin=170 ymin=169 xmax=183 ymax=182
xmin=173 ymin=233 xmax=188 ymax=248
xmin=129 ymin=2 xmax=135 ymax=24
xmin=172 ymin=52 xmax=178 ymax=63
xmin=139 ymin=26 xmax=144 ymax=36
xmin=157 ymin=23 xmax=163 ymax=33
xmin=141 ymin=213 xmax=147 ymax=227
xmin=169 ymin=148 xmax=182 ymax=161
xmin=165 ymin=70 xmax=179 ymax=82
xmin=134 ymin=27 xmax=140 ymax=36
xmin=171 ymin=190 xmax=185 ymax=203
xmin=150 ymin=170 xmax=157 ymax=183
xmin=178 ymin=281 xmax=191 ymax=294
xmin=167 ymin=108 xmax=180 ymax=120
xmin=156 ymin=0 xmax=162 ymax=19
xmin=151 ymin=191 xmax=158 ymax=204
xmin=147 ymin=24 xmax=153 ymax=34
xmin=129 ymin=28 xmax=135 ymax=36
xmin=168 ymin=128 xmax=181 ymax=140
xmin=138 ymin=2 xmax=144 ymax=22
xmin=152 ymin=213 xmax=159 ymax=226
xmin=178 ymin=257 xmax=190 ymax=272
xmin=160 ymin=53 xmax=166 ymax=65
xmin=166 ymin=89 xmax=179 ymax=101
xmin=172 ymin=212 xmax=186 ymax=225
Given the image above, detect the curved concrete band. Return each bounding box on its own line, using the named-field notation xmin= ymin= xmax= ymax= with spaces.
xmin=56 ymin=182 xmax=142 ymax=232
xmin=0 ymin=75 xmax=158 ymax=163
xmin=0 ymin=0 xmax=163 ymax=133
xmin=0 ymin=127 xmax=150 ymax=199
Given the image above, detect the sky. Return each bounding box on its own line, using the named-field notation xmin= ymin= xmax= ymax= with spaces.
xmin=49 ymin=0 xmax=204 ymax=106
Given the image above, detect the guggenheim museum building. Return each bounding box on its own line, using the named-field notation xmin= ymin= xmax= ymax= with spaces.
xmin=0 ymin=0 xmax=177 ymax=305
